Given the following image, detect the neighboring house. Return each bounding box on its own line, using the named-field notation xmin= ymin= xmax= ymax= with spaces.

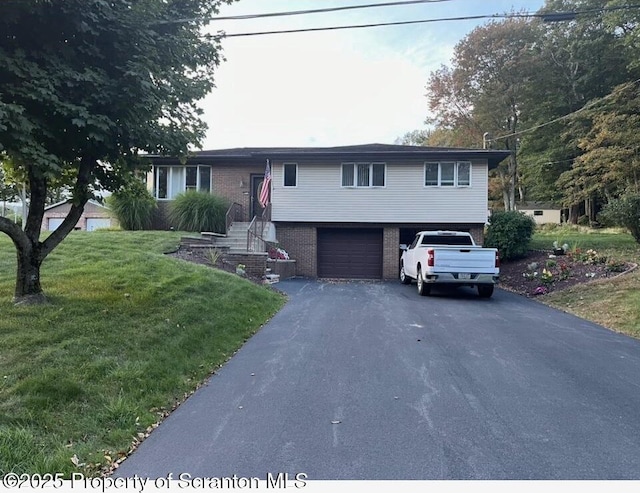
xmin=516 ymin=202 xmax=563 ymax=225
xmin=43 ymin=199 xmax=118 ymax=232
xmin=145 ymin=144 xmax=510 ymax=280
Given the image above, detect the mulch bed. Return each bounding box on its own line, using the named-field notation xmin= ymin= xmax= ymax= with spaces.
xmin=167 ymin=246 xmax=266 ymax=283
xmin=499 ymin=250 xmax=634 ymax=297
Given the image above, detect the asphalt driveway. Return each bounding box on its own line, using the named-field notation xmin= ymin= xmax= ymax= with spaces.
xmin=115 ymin=280 xmax=640 ymax=479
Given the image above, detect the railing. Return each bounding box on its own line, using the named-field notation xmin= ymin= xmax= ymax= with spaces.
xmin=247 ymin=203 xmax=272 ymax=252
xmin=225 ymin=202 xmax=243 ymax=235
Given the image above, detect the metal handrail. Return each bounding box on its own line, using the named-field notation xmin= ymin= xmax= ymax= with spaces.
xmin=225 ymin=202 xmax=243 ymax=235
xmin=246 ymin=203 xmax=272 ymax=252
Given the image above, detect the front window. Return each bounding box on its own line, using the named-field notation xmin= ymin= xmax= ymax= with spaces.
xmin=153 ymin=165 xmax=212 ymax=199
xmin=440 ymin=162 xmax=455 ymax=187
xmin=457 ymin=162 xmax=471 ymax=186
xmin=284 ymin=163 xmax=297 ymax=187
xmin=198 ymin=166 xmax=211 ymax=193
xmin=424 ymin=162 xmax=472 ymax=187
xmin=186 ymin=167 xmax=198 ymax=192
xmin=157 ymin=166 xmax=169 ymax=199
xmin=425 ymin=163 xmax=438 ymax=186
xmin=342 ymin=163 xmax=386 ymax=187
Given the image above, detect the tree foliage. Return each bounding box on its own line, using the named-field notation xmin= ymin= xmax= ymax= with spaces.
xmin=420 ymin=0 xmax=640 ymax=221
xmin=0 ymin=0 xmax=232 ymax=302
xmin=559 ymin=82 xmax=640 ymax=207
xmin=427 ymin=18 xmax=540 ymax=210
xmin=598 ymin=193 xmax=640 ymax=244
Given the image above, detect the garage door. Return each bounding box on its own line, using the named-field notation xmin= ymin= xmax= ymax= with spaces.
xmin=86 ymin=218 xmax=111 ymax=231
xmin=317 ymin=228 xmax=383 ymax=279
xmin=48 ymin=218 xmax=64 ymax=231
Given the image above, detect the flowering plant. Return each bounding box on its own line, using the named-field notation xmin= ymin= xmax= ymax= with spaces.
xmin=540 ymin=268 xmax=554 ymax=286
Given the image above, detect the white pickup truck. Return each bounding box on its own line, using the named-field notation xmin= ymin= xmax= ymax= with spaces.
xmin=400 ymin=231 xmax=500 ymax=298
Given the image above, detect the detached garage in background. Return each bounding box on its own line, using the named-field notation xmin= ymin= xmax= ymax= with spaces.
xmin=43 ymin=199 xmax=118 ymax=232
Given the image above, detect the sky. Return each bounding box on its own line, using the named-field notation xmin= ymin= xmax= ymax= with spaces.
xmin=201 ymin=0 xmax=547 ymax=150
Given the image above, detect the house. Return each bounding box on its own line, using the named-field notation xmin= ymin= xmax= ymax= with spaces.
xmin=145 ymin=144 xmax=510 ymax=280
xmin=43 ymin=199 xmax=118 ymax=231
xmin=515 ymin=202 xmax=563 ymax=225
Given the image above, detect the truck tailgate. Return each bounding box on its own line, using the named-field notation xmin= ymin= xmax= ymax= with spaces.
xmin=432 ymin=247 xmax=496 ymax=273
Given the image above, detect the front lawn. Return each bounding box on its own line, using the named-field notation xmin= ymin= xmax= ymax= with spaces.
xmin=0 ymin=231 xmax=285 ymax=476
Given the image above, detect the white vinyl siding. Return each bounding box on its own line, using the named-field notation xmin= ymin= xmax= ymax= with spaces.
xmin=272 ymin=160 xmax=489 ymax=224
xmin=424 ymin=161 xmax=472 ymax=188
xmin=153 ymin=165 xmax=211 ymax=199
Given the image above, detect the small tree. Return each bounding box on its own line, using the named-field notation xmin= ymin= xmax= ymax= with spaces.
xmin=0 ymin=0 xmax=232 ymax=303
xmin=169 ymin=192 xmax=228 ymax=233
xmin=107 ymin=179 xmax=157 ymax=231
xmin=485 ymin=210 xmax=536 ymax=260
xmin=598 ymin=194 xmax=640 ymax=244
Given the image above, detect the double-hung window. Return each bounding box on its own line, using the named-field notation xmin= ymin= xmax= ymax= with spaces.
xmin=424 ymin=162 xmax=471 ymax=187
xmin=342 ymin=162 xmax=385 ymax=187
xmin=154 ymin=165 xmax=212 ymax=199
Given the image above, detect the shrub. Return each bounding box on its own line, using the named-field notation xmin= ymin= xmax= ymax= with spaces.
xmin=107 ymin=179 xmax=157 ymax=230
xmin=485 ymin=210 xmax=536 ymax=260
xmin=598 ymin=193 xmax=640 ymax=244
xmin=169 ymin=191 xmax=228 ymax=233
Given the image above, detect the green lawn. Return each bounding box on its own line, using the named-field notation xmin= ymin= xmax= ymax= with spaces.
xmin=0 ymin=231 xmax=285 ymax=476
xmin=531 ymin=225 xmax=640 ymax=338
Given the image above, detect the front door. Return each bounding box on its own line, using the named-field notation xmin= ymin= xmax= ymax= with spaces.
xmin=251 ymin=174 xmax=265 ymax=219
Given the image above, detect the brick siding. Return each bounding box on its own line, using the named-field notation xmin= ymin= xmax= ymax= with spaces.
xmin=212 ymin=166 xmax=264 ymax=222
xmin=274 ymin=225 xmax=317 ymax=277
xmin=383 ymin=228 xmax=400 ymax=280
xmin=273 ymin=222 xmax=486 ymax=280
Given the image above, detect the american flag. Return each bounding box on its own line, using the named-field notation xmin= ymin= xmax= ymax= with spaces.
xmin=259 ymin=159 xmax=271 ymax=208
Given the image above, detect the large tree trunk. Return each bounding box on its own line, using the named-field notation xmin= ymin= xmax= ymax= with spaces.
xmin=14 ymin=243 xmax=45 ymax=305
xmin=0 ymin=158 xmax=93 ymax=304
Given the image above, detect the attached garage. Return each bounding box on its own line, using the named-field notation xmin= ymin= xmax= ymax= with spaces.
xmin=317 ymin=228 xmax=383 ymax=279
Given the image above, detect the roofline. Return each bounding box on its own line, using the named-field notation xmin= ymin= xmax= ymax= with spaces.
xmin=145 ymin=146 xmax=511 ymax=169
xmin=44 ymin=199 xmax=109 ymax=211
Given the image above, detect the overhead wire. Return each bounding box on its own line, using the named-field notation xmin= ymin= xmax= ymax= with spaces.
xmin=489 ymin=78 xmax=640 ymax=144
xmin=152 ymin=0 xmax=457 ymax=25
xmin=207 ymin=0 xmax=457 ymax=21
xmin=202 ymin=4 xmax=640 ymax=38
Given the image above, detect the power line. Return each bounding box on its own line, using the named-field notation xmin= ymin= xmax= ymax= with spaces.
xmin=208 ymin=0 xmax=456 ymax=21
xmin=205 ymin=4 xmax=640 ymax=38
xmin=153 ymin=0 xmax=456 ymax=25
xmin=213 ymin=12 xmax=530 ymax=38
xmin=490 ymin=78 xmax=640 ymax=143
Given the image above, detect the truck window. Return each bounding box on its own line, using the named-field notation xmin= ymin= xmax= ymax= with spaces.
xmin=420 ymin=235 xmax=473 ymax=246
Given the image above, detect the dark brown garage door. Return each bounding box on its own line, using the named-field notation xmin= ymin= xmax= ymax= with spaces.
xmin=317 ymin=228 xmax=383 ymax=279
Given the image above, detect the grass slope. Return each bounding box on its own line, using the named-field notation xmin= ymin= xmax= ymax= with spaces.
xmin=0 ymin=231 xmax=285 ymax=475
xmin=531 ymin=226 xmax=640 ymax=337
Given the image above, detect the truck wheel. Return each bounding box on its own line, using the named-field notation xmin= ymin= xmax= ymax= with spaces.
xmin=478 ymin=285 xmax=494 ymax=298
xmin=400 ymin=264 xmax=411 ymax=284
xmin=417 ymin=267 xmax=431 ymax=296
